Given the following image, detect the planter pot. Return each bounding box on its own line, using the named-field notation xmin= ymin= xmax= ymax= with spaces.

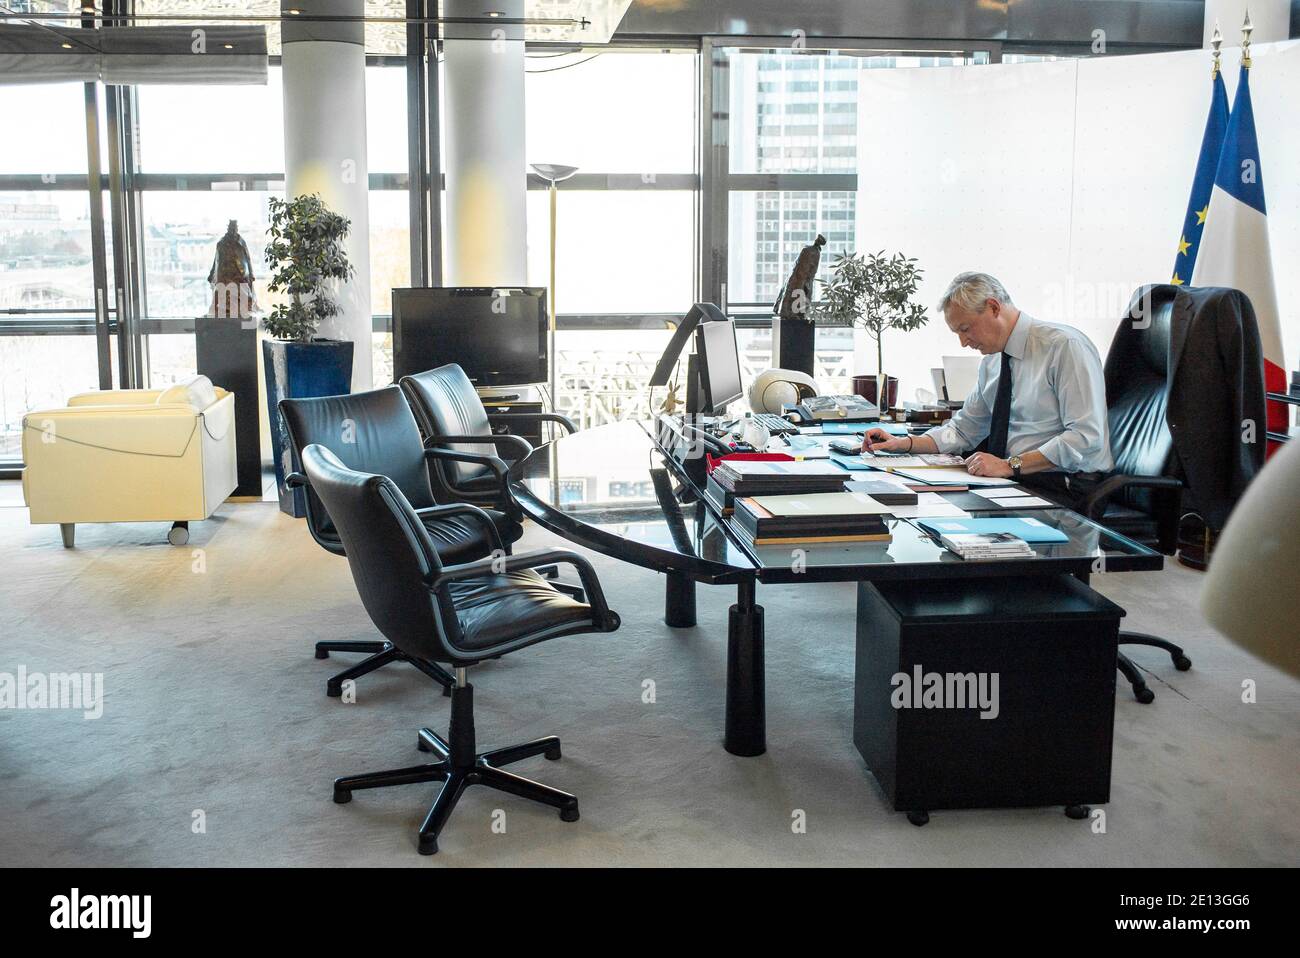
xmin=853 ymin=374 xmax=898 ymax=411
xmin=263 ymin=338 xmax=354 ymax=517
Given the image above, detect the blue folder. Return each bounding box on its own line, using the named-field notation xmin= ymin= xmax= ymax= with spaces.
xmin=828 ymin=452 xmax=879 ymax=471
xmin=917 ymin=517 xmax=1069 ymax=543
xmin=820 ymin=421 xmax=909 ymax=435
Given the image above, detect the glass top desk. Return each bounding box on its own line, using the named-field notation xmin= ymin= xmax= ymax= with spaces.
xmin=510 ymin=419 xmax=1163 ymax=756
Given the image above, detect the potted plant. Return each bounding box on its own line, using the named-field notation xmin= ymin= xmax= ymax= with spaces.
xmin=814 ymin=250 xmax=928 ymax=409
xmin=261 ymin=193 xmax=355 ymax=517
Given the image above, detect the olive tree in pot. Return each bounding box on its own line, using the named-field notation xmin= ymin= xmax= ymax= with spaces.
xmin=261 ymin=193 xmax=355 ymax=517
xmin=814 ymin=250 xmax=928 ymax=409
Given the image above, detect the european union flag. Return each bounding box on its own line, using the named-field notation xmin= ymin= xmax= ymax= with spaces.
xmin=1171 ymin=70 xmax=1229 ymax=284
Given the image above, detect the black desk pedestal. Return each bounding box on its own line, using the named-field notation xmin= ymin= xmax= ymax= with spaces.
xmin=854 ymin=575 xmax=1120 ymax=824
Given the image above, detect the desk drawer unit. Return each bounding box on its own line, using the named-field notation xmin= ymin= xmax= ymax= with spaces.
xmin=854 ymin=575 xmax=1121 ymax=824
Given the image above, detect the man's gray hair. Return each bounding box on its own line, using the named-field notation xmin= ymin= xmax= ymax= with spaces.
xmin=938 ymin=272 xmax=1014 ymax=314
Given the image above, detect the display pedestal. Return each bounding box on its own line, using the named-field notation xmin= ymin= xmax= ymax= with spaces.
xmin=196 ymin=317 xmax=262 ymax=499
xmin=773 ymin=316 xmax=815 ymax=378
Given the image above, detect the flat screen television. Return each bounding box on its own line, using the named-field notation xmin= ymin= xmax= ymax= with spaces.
xmin=392 ymin=287 xmax=548 ymax=385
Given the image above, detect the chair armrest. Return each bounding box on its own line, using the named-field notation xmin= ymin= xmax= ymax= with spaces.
xmin=422 ymin=446 xmax=521 ymax=520
xmin=413 ymin=503 xmax=505 ymax=554
xmin=286 ymin=471 xmax=308 ymax=490
xmin=424 ymin=432 xmax=533 ymax=462
xmin=1082 ymin=473 xmax=1184 ymax=555
xmin=432 ymin=547 xmax=619 ymax=631
xmin=487 ymin=411 xmax=577 ymax=436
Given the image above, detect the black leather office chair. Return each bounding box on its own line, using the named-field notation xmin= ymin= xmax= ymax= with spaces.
xmin=1081 ymin=288 xmax=1191 ymax=703
xmin=280 ymin=386 xmax=524 ymax=697
xmin=399 ymin=364 xmax=575 ymax=519
xmin=301 ymin=443 xmax=620 ymax=855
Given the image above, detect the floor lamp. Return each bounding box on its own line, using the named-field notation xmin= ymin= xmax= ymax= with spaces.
xmin=530 ymin=163 xmax=578 ymax=416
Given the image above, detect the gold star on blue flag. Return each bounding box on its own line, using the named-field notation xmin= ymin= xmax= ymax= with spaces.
xmin=1173 ymin=71 xmax=1229 ymax=279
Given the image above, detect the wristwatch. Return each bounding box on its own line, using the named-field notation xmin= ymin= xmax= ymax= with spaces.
xmin=1008 ymin=455 xmax=1023 ymax=478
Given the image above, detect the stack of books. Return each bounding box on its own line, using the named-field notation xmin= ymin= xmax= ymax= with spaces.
xmin=936 ymin=531 xmax=1034 ymax=560
xmin=710 ymin=459 xmax=850 ymax=497
xmin=733 ymin=492 xmax=892 ymax=545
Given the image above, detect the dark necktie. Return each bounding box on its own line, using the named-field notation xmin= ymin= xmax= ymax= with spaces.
xmin=986 ymin=350 xmax=1013 ymax=459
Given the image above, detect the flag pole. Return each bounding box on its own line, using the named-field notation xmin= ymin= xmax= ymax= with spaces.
xmin=1210 ymin=21 xmax=1222 ymax=77
xmin=1242 ymin=10 xmax=1253 ymax=69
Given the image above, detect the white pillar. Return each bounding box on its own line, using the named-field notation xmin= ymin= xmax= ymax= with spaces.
xmin=281 ymin=0 xmax=373 ymax=390
xmin=442 ymin=0 xmax=528 ymax=286
xmin=1203 ymin=0 xmax=1291 ymax=46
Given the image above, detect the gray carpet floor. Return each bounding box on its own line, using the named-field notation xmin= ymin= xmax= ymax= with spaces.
xmin=2 ymin=482 xmax=1297 ymax=867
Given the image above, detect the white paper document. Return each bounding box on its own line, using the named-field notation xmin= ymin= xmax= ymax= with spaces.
xmin=884 ymin=493 xmax=969 ymax=519
xmin=988 ymin=496 xmax=1055 ymax=509
xmin=970 ymin=486 xmax=1033 ymax=499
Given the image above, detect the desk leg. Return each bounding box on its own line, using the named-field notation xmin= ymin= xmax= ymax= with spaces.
xmin=725 ymin=578 xmax=766 ymax=757
xmin=665 ymin=571 xmax=697 ymax=628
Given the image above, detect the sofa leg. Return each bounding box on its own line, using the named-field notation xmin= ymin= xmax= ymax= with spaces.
xmin=59 ymin=523 xmax=75 ymax=549
xmin=168 ymin=521 xmax=190 ymax=546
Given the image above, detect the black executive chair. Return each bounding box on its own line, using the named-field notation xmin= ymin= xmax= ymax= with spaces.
xmin=1080 ymin=288 xmax=1191 ymax=703
xmin=280 ymin=386 xmax=523 ymax=697
xmin=301 ymin=444 xmax=620 ymax=855
xmin=399 ymin=363 xmax=576 ymax=519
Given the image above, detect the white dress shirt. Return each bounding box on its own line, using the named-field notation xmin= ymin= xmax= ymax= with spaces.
xmin=925 ymin=313 xmax=1114 ymax=473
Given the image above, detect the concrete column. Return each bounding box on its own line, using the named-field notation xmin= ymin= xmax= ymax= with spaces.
xmin=442 ymin=0 xmax=528 ymax=285
xmin=280 ymin=0 xmax=373 ymax=390
xmin=1203 ymin=0 xmax=1290 ymax=46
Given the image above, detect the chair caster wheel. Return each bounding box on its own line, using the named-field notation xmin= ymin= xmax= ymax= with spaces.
xmin=315 ymin=649 xmax=330 ymax=660
xmin=545 ymin=745 xmax=562 ymax=761
xmin=1135 ymin=687 xmax=1155 ymax=704
xmin=418 ymin=837 xmax=438 ymax=855
xmin=326 ymin=682 xmax=342 ymax=698
xmin=1173 ymin=654 xmax=1192 ymax=671
xmin=907 ymin=811 xmax=929 ymax=827
xmin=560 ymin=805 xmax=580 ymax=823
xmin=333 ymin=788 xmax=352 ymax=805
xmin=167 ymin=523 xmax=190 ymax=546
xmin=1065 ymin=804 xmax=1090 ymax=820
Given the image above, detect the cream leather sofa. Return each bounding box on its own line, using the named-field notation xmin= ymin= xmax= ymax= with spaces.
xmin=22 ymin=375 xmax=238 ymax=547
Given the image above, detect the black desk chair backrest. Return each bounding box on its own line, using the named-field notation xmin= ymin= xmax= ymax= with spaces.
xmin=280 ymin=386 xmax=436 ymax=556
xmin=400 ymin=364 xmax=500 ymax=489
xmin=300 ymin=443 xmax=447 ymax=661
xmin=1103 ymin=289 xmax=1178 ymax=516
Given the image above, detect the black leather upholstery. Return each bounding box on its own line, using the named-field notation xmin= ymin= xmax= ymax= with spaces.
xmin=1094 ymin=290 xmax=1182 ymax=551
xmin=280 ymin=386 xmax=521 ymax=562
xmin=449 ymin=571 xmax=595 ymax=651
xmin=400 ymin=365 xmax=498 ymax=488
xmin=300 ymin=444 xmax=616 ymax=665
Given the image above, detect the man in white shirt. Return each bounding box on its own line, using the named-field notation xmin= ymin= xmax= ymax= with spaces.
xmin=862 ymin=272 xmax=1113 ymax=509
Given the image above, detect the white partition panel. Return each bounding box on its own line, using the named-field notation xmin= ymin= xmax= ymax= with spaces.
xmin=855 ymin=41 xmax=1300 ymax=405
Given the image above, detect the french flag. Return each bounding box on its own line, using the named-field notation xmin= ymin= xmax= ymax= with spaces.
xmin=1190 ymin=61 xmax=1288 ymax=455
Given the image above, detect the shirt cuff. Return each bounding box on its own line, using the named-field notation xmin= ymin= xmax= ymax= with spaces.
xmin=1037 ymin=435 xmax=1074 ymax=471
xmin=925 ymin=422 xmax=968 ymax=455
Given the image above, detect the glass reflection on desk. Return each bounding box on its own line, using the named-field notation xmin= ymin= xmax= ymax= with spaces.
xmin=510 ymin=420 xmax=756 ymax=577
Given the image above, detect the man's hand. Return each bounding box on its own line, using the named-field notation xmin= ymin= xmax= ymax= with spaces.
xmin=965 ymin=452 xmax=1013 ymax=478
xmin=860 ymin=428 xmax=911 ymax=454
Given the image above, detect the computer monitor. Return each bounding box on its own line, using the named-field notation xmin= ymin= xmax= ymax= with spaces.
xmin=692 ymin=318 xmax=744 ymax=415
xmin=941 ymin=355 xmax=982 ymax=404
xmin=392 ymin=287 xmax=547 ymax=385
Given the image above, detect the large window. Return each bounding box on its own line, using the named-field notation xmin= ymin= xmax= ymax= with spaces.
xmin=521 ymin=49 xmax=697 ymax=423
xmin=712 ymin=45 xmax=987 ymax=395
xmin=0 ymin=82 xmax=103 ymax=461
